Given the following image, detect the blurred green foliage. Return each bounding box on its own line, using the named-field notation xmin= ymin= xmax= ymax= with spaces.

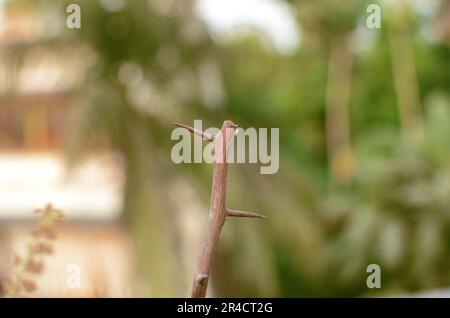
xmin=9 ymin=0 xmax=450 ymax=296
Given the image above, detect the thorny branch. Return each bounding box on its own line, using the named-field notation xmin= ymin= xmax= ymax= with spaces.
xmin=173 ymin=120 xmax=267 ymax=298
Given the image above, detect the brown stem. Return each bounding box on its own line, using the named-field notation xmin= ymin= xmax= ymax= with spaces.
xmin=191 ymin=120 xmax=234 ymax=298
xmin=173 ymin=120 xmax=265 ymax=298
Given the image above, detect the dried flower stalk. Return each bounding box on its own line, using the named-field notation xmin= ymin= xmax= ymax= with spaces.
xmin=5 ymin=204 xmax=64 ymax=297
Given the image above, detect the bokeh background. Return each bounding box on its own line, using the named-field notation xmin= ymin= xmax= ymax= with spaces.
xmin=0 ymin=0 xmax=449 ymax=297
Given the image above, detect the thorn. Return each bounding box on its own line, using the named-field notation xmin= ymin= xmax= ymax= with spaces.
xmin=173 ymin=122 xmax=215 ymax=141
xmin=226 ymin=208 xmax=268 ymax=219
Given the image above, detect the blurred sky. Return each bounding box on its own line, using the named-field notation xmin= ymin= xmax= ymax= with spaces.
xmin=196 ymin=0 xmax=300 ymax=53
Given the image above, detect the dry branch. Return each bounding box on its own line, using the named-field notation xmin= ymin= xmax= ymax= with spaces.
xmin=174 ymin=120 xmax=267 ymax=298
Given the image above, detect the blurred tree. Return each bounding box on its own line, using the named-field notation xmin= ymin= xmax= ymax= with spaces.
xmin=5 ymin=0 xmax=449 ymax=297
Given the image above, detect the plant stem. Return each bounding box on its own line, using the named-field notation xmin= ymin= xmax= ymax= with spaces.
xmin=173 ymin=120 xmax=266 ymax=298
xmin=191 ymin=120 xmax=234 ymax=298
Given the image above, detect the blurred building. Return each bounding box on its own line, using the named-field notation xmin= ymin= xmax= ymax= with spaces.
xmin=0 ymin=4 xmax=134 ymax=297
